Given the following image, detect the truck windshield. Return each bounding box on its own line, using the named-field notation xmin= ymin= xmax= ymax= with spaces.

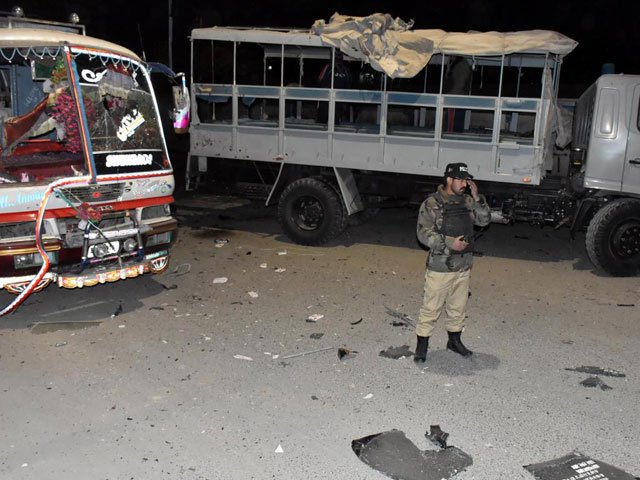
xmin=74 ymin=53 xmax=169 ymax=174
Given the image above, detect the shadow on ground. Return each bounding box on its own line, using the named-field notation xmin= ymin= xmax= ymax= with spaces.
xmin=174 ymin=192 xmax=597 ymax=272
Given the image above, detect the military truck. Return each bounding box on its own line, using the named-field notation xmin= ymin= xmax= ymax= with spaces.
xmin=185 ymin=14 xmax=639 ymax=276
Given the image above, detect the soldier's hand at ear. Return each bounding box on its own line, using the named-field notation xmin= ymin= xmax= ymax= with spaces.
xmin=467 ymin=180 xmax=480 ymax=201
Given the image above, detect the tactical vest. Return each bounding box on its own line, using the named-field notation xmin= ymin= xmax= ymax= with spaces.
xmin=437 ymin=194 xmax=474 ymax=254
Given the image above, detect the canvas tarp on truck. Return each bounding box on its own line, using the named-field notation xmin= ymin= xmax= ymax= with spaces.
xmin=311 ymin=13 xmax=577 ymax=79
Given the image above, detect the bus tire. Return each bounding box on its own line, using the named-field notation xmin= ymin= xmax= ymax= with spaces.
xmin=586 ymin=198 xmax=640 ymax=276
xmin=277 ymin=177 xmax=347 ymax=245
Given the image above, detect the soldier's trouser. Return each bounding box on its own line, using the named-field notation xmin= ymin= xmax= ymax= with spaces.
xmin=417 ymin=269 xmax=470 ymax=338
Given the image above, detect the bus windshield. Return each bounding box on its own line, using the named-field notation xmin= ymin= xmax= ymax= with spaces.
xmin=75 ymin=53 xmax=169 ymax=174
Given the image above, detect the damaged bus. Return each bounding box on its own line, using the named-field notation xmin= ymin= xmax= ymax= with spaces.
xmin=0 ymin=12 xmax=177 ymax=311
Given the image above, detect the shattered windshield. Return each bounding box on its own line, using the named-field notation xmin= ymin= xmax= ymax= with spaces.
xmin=74 ymin=53 xmax=169 ymax=174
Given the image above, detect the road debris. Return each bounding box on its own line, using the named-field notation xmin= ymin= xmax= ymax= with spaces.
xmin=379 ymin=345 xmax=413 ymax=360
xmin=248 ymin=291 xmax=259 ymax=298
xmin=214 ymin=238 xmax=229 ymax=248
xmin=277 ymin=250 xmax=287 ymax=256
xmin=363 ymin=393 xmax=373 ymax=400
xmin=213 ymin=277 xmax=228 ymax=284
xmin=111 ymin=303 xmax=123 ymax=318
xmin=338 ymin=347 xmax=357 ymax=360
xmin=169 ymin=263 xmax=191 ymax=276
xmin=383 ymin=305 xmax=416 ymax=328
xmin=260 ymin=263 xmax=268 ymax=269
xmin=306 ymin=314 xmax=324 ymax=323
xmin=274 ymin=268 xmax=286 ymax=273
xmin=275 ymin=444 xmax=284 ymax=453
xmin=161 ymin=283 xmax=178 ymax=290
xmin=54 ymin=341 xmax=67 ymax=347
xmin=565 ymin=366 xmax=625 ymax=378
xmin=281 ymin=346 xmax=334 ymax=360
xmin=233 ymin=355 xmax=253 ymax=361
xmin=350 ymin=318 xmax=363 ymax=326
xmin=580 ymin=376 xmax=612 ymax=390
xmin=524 ymin=452 xmax=637 ymax=479
xmin=425 ymin=425 xmax=449 ymax=449
xmin=352 ymin=426 xmax=472 ymax=480
xmin=616 ymin=303 xmax=635 ymax=307
xmin=310 ymin=333 xmax=324 ymax=340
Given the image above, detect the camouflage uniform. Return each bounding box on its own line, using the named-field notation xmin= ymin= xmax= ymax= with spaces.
xmin=416 ymin=185 xmax=491 ymax=337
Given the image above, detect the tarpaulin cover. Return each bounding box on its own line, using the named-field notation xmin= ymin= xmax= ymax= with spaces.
xmin=311 ymin=13 xmax=578 ymax=78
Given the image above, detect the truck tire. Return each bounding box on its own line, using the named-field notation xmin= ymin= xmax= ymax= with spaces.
xmin=586 ymin=198 xmax=640 ymax=276
xmin=277 ymin=177 xmax=347 ymax=245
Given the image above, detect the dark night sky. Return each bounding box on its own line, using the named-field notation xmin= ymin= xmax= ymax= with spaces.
xmin=4 ymin=0 xmax=640 ymax=97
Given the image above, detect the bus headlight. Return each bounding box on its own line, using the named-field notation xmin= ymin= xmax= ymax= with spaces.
xmin=14 ymin=252 xmax=58 ymax=269
xmin=123 ymin=238 xmax=137 ymax=252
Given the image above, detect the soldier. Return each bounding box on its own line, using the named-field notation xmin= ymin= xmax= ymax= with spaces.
xmin=414 ymin=163 xmax=491 ymax=363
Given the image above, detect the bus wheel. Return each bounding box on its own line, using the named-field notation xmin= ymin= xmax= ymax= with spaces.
xmin=586 ymin=198 xmax=640 ymax=276
xmin=277 ymin=177 xmax=347 ymax=245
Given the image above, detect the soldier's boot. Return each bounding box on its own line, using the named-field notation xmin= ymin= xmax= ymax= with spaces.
xmin=447 ymin=331 xmax=472 ymax=357
xmin=414 ymin=335 xmax=429 ymax=363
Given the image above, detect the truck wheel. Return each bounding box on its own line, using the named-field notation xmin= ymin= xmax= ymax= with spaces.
xmin=586 ymin=198 xmax=640 ymax=276
xmin=277 ymin=177 xmax=347 ymax=245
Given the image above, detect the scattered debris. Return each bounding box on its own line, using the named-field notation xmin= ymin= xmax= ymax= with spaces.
xmin=246 ymin=251 xmax=252 ymax=256
xmin=213 ymin=277 xmax=228 ymax=284
xmin=565 ymin=366 xmax=625 ymax=378
xmin=260 ymin=263 xmax=268 ymax=269
xmin=214 ymin=238 xmax=229 ymax=248
xmin=383 ymin=305 xmax=416 ymax=328
xmin=350 ymin=318 xmax=363 ymax=326
xmin=281 ymin=346 xmax=334 ymax=360
xmin=524 ymin=452 xmax=637 ymax=479
xmin=118 ymin=324 xmax=126 ymax=329
xmin=275 ymin=444 xmax=284 ymax=453
xmin=277 ymin=251 xmax=287 ymax=256
xmin=111 ymin=303 xmax=123 ymax=318
xmin=338 ymin=347 xmax=357 ymax=360
xmin=310 ymin=333 xmax=325 ymax=340
xmin=306 ymin=314 xmax=324 ymax=323
xmin=150 ymin=307 xmax=165 ymax=311
xmin=248 ymin=291 xmax=259 ymax=298
xmin=352 ymin=427 xmax=472 ymax=480
xmin=580 ymin=376 xmax=612 ymax=390
xmin=54 ymin=341 xmax=67 ymax=347
xmin=161 ymin=283 xmax=178 ymax=290
xmin=274 ymin=268 xmax=286 ymax=273
xmin=425 ymin=425 xmax=449 ymax=449
xmin=616 ymin=303 xmax=635 ymax=307
xmin=169 ymin=263 xmax=191 ymax=276
xmin=311 ymin=395 xmax=318 ymax=400
xmin=233 ymin=354 xmax=253 ymax=361
xmin=363 ymin=393 xmax=373 ymax=400
xmin=390 ymin=321 xmax=408 ymax=327
xmin=379 ymin=345 xmax=413 ymax=360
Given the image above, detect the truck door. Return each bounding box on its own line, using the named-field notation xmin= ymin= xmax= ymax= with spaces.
xmin=622 ymin=83 xmax=640 ymax=195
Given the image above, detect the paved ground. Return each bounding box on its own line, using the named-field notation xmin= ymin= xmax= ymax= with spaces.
xmin=1 ymin=193 xmax=638 ymax=480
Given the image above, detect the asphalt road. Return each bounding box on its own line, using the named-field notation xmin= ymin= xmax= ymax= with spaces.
xmin=1 ymin=194 xmax=638 ymax=480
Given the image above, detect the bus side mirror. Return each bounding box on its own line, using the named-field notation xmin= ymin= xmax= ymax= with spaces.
xmin=172 ymin=74 xmax=189 ymax=134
